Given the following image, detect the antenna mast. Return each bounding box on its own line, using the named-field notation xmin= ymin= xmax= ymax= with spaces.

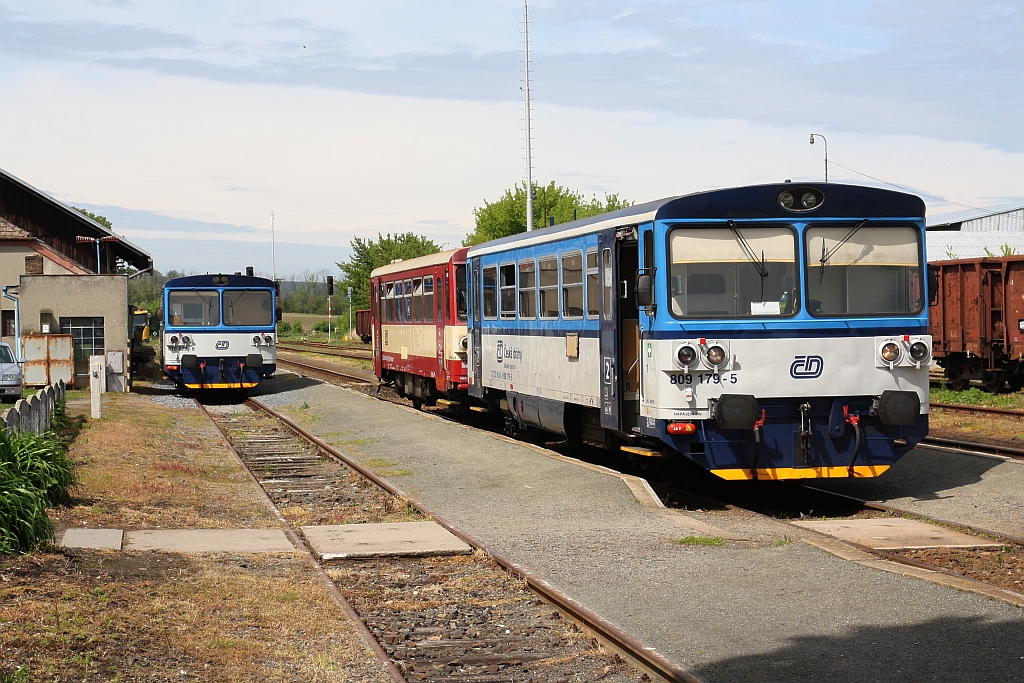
xmin=523 ymin=1 xmax=534 ymax=232
xmin=270 ymin=211 xmax=277 ymax=280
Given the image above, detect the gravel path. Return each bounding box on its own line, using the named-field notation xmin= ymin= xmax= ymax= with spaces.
xmin=253 ymin=376 xmax=1024 ymax=683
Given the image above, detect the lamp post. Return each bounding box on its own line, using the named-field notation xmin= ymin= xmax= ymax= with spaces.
xmin=809 ymin=134 xmax=828 ymax=182
xmin=75 ymin=235 xmax=120 ymax=273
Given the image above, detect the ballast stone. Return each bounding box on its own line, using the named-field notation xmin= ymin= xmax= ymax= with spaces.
xmin=302 ymin=521 xmax=472 ymax=560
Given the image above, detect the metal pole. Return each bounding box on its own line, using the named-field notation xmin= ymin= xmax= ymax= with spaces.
xmin=2 ymin=286 xmax=21 ymax=362
xmin=270 ymin=212 xmax=277 ymax=281
xmin=95 ymin=239 xmax=101 ymax=273
xmin=348 ymin=287 xmax=353 ymax=339
xmin=809 ymin=134 xmax=828 ymax=183
xmin=524 ymin=0 xmax=534 ymax=232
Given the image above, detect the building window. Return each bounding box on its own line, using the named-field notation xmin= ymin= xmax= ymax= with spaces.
xmin=482 ymin=266 xmax=498 ymax=319
xmin=1 ymin=311 xmax=13 ymax=337
xmin=561 ymin=251 xmax=584 ymax=318
xmin=539 ymin=256 xmax=559 ymax=319
xmin=59 ymin=316 xmax=104 ymax=379
xmin=500 ymin=263 xmax=517 ymax=319
xmin=518 ymin=259 xmax=536 ymax=319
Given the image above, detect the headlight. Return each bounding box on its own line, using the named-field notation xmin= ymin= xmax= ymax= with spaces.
xmin=677 ymin=345 xmax=697 ymax=366
xmin=460 ymin=336 xmax=468 ymax=350
xmin=801 ymin=192 xmax=819 ymax=209
xmin=779 ymin=192 xmax=794 ymax=209
xmin=706 ymin=345 xmax=726 ymax=366
xmin=2 ymin=374 xmax=17 ymax=381
xmin=909 ymin=341 xmax=929 ymax=361
xmin=881 ymin=342 xmax=901 ymax=363
xmin=170 ymin=335 xmax=179 ymax=345
xmin=263 ymin=335 xmax=274 ymax=345
xmin=181 ymin=335 xmax=191 ymax=345
xmin=253 ymin=335 xmax=262 ymax=345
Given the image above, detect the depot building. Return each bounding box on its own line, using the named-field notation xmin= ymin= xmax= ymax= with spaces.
xmin=0 ymin=166 xmax=153 ymax=388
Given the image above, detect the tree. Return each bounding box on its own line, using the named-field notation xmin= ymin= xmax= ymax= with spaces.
xmin=280 ymin=270 xmax=330 ymax=314
xmin=463 ymin=181 xmax=631 ymax=247
xmin=71 ymin=207 xmax=113 ymax=230
xmin=337 ymin=233 xmax=440 ymax=310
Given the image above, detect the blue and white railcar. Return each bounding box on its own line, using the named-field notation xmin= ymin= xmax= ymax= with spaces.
xmin=162 ymin=273 xmax=279 ymax=390
xmin=466 ymin=183 xmax=929 ymax=480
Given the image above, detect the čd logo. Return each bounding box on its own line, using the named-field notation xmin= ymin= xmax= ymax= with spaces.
xmin=790 ymin=355 xmax=824 ymax=379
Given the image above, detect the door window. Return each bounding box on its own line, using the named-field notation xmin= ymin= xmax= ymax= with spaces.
xmin=482 ymin=266 xmax=498 ymax=319
xmin=602 ymin=248 xmax=613 ymax=320
xmin=423 ymin=276 xmax=434 ymax=322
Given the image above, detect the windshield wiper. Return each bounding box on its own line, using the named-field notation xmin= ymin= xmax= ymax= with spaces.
xmin=819 ymin=219 xmax=868 ymax=284
xmin=192 ymin=288 xmax=217 ymax=319
xmin=728 ymin=220 xmax=770 ymax=299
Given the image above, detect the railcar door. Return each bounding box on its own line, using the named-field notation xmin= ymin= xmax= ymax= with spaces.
xmin=469 ymin=258 xmax=483 ymax=398
xmin=372 ymin=277 xmax=382 ymax=378
xmin=598 ymin=231 xmax=620 ymax=429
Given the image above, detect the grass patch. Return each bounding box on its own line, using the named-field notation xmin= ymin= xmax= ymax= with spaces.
xmin=0 ymin=419 xmax=78 ymax=554
xmin=365 ymin=458 xmax=413 ymax=477
xmin=674 ymin=535 xmax=725 ymax=546
xmin=775 ymin=536 xmax=794 ymax=546
xmin=930 ymin=386 xmax=1024 ymax=410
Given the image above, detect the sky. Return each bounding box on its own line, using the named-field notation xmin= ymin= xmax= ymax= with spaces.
xmin=0 ymin=1 xmax=1021 ymax=276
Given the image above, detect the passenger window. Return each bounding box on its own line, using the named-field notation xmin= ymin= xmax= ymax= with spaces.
xmin=518 ymin=260 xmax=536 ymax=318
xmin=602 ymin=248 xmax=613 ymax=320
xmin=539 ymin=256 xmax=559 ymax=318
xmin=379 ymin=283 xmax=386 ymax=323
xmin=423 ymin=276 xmax=434 ymax=322
xmin=482 ymin=266 xmax=498 ymax=319
xmin=586 ymin=250 xmax=599 ymax=318
xmin=404 ymin=279 xmax=413 ymax=322
xmin=385 ymin=282 xmax=394 ymax=323
xmin=412 ymin=278 xmax=423 ymax=322
xmin=561 ymin=251 xmax=584 ymax=318
xmin=500 ymin=264 xmax=517 ymax=319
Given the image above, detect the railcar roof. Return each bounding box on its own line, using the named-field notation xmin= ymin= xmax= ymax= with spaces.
xmin=165 ymin=274 xmax=275 ymax=288
xmin=371 ymin=247 xmax=467 ymax=278
xmin=468 ymin=183 xmax=924 ymax=257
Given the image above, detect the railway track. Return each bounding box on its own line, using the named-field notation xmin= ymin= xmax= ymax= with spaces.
xmin=196 ymin=391 xmax=694 ymax=683
xmin=276 ymin=355 xmax=377 ymax=384
xmin=272 ymin=358 xmax=1024 ymax=608
xmin=277 ymin=341 xmax=373 ymax=361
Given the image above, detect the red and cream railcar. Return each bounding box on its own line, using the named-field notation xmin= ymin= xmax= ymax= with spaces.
xmin=370 ymin=248 xmax=470 ymax=408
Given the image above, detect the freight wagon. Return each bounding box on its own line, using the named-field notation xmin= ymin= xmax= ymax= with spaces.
xmin=354 ymin=308 xmax=372 ymax=343
xmin=929 ymin=255 xmax=1024 ymax=392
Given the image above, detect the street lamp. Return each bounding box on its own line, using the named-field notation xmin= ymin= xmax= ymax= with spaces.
xmin=76 ymin=235 xmax=120 ymax=273
xmin=809 ymin=134 xmax=828 ymax=182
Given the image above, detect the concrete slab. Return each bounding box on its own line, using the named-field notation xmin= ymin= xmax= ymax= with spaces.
xmin=301 ymin=521 xmax=472 ymax=560
xmin=123 ymin=529 xmax=294 ymax=553
xmin=61 ymin=528 xmax=123 ymax=550
xmin=791 ymin=517 xmax=1002 ymax=550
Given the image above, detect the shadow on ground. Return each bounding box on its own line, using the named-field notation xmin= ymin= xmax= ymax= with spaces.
xmin=691 ymin=615 xmax=1024 ymax=683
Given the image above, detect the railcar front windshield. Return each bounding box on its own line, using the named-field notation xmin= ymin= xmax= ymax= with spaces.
xmin=805 ymin=225 xmax=923 ymax=316
xmin=167 ymin=290 xmax=220 ymax=326
xmin=223 ymin=289 xmax=274 ymax=326
xmin=668 ymin=226 xmax=799 ymax=318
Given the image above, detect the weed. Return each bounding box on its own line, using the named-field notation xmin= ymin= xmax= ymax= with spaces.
xmin=152 ymin=462 xmax=204 ymax=475
xmin=0 ymin=666 xmax=29 ymax=683
xmin=365 ymin=458 xmax=413 ymax=477
xmin=299 ymin=402 xmax=310 ymax=410
xmin=775 ymin=536 xmax=794 ymax=546
xmin=674 ymin=535 xmax=725 ymax=546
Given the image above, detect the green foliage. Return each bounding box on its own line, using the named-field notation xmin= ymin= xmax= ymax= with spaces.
xmin=1001 ymin=243 xmax=1018 ymax=256
xmin=0 ymin=666 xmax=29 ymax=683
xmin=124 ymin=269 xmax=185 ymax=314
xmin=337 ymin=233 xmax=440 ymax=310
xmin=930 ymin=385 xmax=1024 ymax=409
xmin=277 ymin=321 xmax=292 ymax=335
xmin=463 ymin=181 xmax=632 ymax=247
xmin=71 ymin=207 xmax=113 ymax=230
xmin=280 ymin=270 xmax=330 ymax=314
xmin=674 ymin=535 xmax=725 ymax=546
xmin=312 ymin=320 xmax=338 ymax=334
xmin=0 ymin=427 xmax=77 ymax=554
xmin=944 ymin=245 xmax=957 ymax=260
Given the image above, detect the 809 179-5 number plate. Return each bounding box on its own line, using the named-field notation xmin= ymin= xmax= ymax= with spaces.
xmin=668 ymin=373 xmax=737 ymax=386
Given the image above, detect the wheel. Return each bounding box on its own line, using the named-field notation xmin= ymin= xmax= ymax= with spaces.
xmin=947 ymin=378 xmax=971 ymax=392
xmin=981 ymin=372 xmax=1005 ymax=393
xmin=411 ymin=397 xmax=422 ymax=410
xmin=1008 ymin=375 xmax=1024 ymax=393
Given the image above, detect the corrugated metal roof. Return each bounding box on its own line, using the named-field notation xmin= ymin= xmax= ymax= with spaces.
xmin=927 ymin=202 xmax=1024 ymax=231
xmin=926 ymin=231 xmax=1024 ymax=261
